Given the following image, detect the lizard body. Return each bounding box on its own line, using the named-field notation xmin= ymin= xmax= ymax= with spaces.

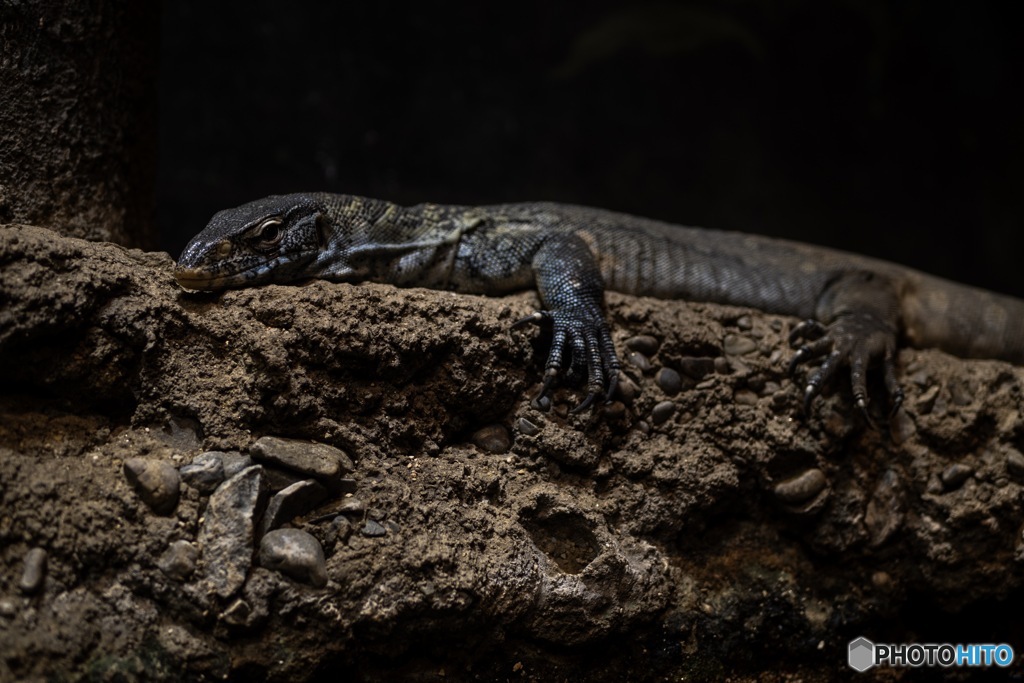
xmin=176 ymin=193 xmax=1024 ymax=413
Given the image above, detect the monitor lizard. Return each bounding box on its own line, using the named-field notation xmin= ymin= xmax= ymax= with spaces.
xmin=174 ymin=193 xmax=1024 ymax=416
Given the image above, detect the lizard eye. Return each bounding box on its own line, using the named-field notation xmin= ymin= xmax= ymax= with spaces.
xmin=255 ymin=218 xmax=283 ymax=244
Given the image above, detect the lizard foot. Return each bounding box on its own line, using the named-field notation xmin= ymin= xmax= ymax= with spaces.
xmin=513 ymin=310 xmax=620 ymax=412
xmin=788 ymin=315 xmax=904 ymax=421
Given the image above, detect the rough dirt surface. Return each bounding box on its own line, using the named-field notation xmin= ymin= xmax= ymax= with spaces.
xmin=0 ymin=4 xmax=158 ymax=248
xmin=2 ymin=224 xmax=1024 ymax=681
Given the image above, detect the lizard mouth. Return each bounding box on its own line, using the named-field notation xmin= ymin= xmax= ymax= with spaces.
xmin=173 ymin=266 xmax=246 ymax=290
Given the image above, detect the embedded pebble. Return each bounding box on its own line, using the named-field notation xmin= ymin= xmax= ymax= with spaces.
xmin=627 ymin=351 xmax=652 ymax=372
xmin=723 ymin=334 xmax=757 ymax=356
xmin=625 ymin=335 xmax=660 ymax=356
xmin=531 ymin=395 xmax=552 ymax=412
xmin=19 ymin=547 xmax=47 ymax=594
xmin=650 ymin=401 xmax=675 ymax=425
xmin=1003 ymin=450 xmax=1024 ymax=479
xmin=472 ymin=424 xmax=511 ymax=454
xmin=941 ymin=463 xmax=973 ymax=490
xmin=516 ymin=417 xmax=542 ymax=436
xmin=179 ymin=451 xmax=225 ymax=494
xmin=679 ymin=357 xmax=715 ymax=380
xmin=250 ymin=436 xmax=353 ymax=491
xmin=733 ymin=389 xmax=759 ymax=406
xmin=636 ymin=420 xmax=650 ymax=434
xmin=329 ymin=516 xmax=353 ymax=547
xmin=864 ymin=469 xmax=904 ymax=547
xmin=713 ymin=356 xmax=730 ymax=374
xmin=735 ymin=315 xmax=752 ymax=330
xmin=123 ymin=458 xmax=180 ymax=515
xmin=0 ymin=598 xmax=15 ymax=618
xmin=361 ymin=520 xmax=387 ymax=537
xmin=158 ymin=540 xmax=198 ymax=581
xmin=655 ymin=368 xmax=682 ymax=396
xmin=259 ymin=529 xmax=328 ymax=588
xmin=774 ymin=469 xmax=828 ymax=504
xmin=760 ymin=381 xmax=781 ymax=397
xmin=614 ymin=373 xmax=640 ymax=404
xmin=195 ymin=465 xmax=267 ymax=599
xmin=258 ymin=479 xmax=329 ymax=537
xmin=338 ymin=497 xmax=366 ymax=515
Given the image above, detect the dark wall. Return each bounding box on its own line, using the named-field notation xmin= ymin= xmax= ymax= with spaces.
xmin=158 ymin=1 xmax=1024 ymax=296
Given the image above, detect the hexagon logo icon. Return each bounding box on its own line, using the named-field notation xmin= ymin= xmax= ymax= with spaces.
xmin=848 ymin=637 xmax=875 ymax=672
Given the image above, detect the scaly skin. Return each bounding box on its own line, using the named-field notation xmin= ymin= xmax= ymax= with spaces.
xmin=175 ymin=193 xmax=1024 ymax=416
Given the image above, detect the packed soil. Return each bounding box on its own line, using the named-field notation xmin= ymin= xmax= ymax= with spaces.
xmin=1 ymin=224 xmax=1023 ymax=681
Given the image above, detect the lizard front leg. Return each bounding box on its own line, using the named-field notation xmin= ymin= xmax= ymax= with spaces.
xmin=513 ymin=233 xmax=620 ymax=412
xmin=789 ymin=270 xmax=905 ymax=418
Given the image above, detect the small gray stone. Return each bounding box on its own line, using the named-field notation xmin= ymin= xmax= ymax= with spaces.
xmin=0 ymin=598 xmax=16 ymax=618
xmin=614 ymin=373 xmax=639 ymax=404
xmin=735 ymin=315 xmax=752 ymax=330
xmin=713 ymin=356 xmax=730 ymax=374
xmin=723 ymin=334 xmax=757 ymax=356
xmin=180 ymin=452 xmax=225 ymax=494
xmin=625 ymin=335 xmax=660 ymax=356
xmin=361 ymin=520 xmax=387 ymax=537
xmin=196 ymin=465 xmax=267 ymax=599
xmin=531 ymin=395 xmax=552 ymax=412
xmin=123 ymin=458 xmax=180 ymax=515
xmin=650 ymin=401 xmax=675 ymax=425
xmin=516 ymin=417 xmax=542 ymax=436
xmin=635 ymin=420 xmax=650 ymax=435
xmin=655 ymin=367 xmax=683 ymax=396
xmin=259 ymin=529 xmax=328 ymax=588
xmin=627 ymin=351 xmax=652 ymax=372
xmin=250 ymin=436 xmax=353 ymax=491
xmin=941 ymin=463 xmax=973 ymax=490
xmin=774 ymin=469 xmax=828 ymax=504
xmin=337 ymin=478 xmax=358 ymax=494
xmin=19 ymin=547 xmax=46 ymax=594
xmin=472 ymin=425 xmax=511 ymax=454
xmin=257 ymin=479 xmax=330 ymax=537
xmin=158 ymin=540 xmax=198 ymax=581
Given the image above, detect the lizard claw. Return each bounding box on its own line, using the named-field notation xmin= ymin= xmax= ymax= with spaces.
xmin=789 ymin=312 xmax=902 ymax=423
xmin=515 ymin=308 xmax=620 ymax=411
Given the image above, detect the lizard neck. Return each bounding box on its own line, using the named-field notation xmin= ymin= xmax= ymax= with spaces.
xmin=311 ymin=193 xmax=477 ymax=288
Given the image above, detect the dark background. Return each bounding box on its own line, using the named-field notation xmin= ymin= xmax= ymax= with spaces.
xmin=158 ymin=1 xmax=1024 ymax=297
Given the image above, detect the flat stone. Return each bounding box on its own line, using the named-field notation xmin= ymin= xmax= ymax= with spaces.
xmin=337 ymin=497 xmax=366 ymax=515
xmin=257 ymin=479 xmax=330 ymax=537
xmin=123 ymin=457 xmax=180 ymax=515
xmin=259 ymin=529 xmax=328 ymax=588
xmin=221 ymin=452 xmax=254 ymax=478
xmin=472 ymin=424 xmax=511 ymax=454
xmin=179 ymin=451 xmax=225 ymax=494
xmin=678 ymin=357 xmax=715 ymax=380
xmin=361 ymin=520 xmax=387 ymax=537
xmin=196 ymin=465 xmax=267 ymax=599
xmin=19 ymin=547 xmax=46 ymax=594
xmin=250 ymin=436 xmax=353 ymax=491
xmin=158 ymin=540 xmax=198 ymax=581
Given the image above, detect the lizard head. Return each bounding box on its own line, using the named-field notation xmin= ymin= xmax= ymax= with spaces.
xmin=175 ymin=194 xmax=329 ymax=290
